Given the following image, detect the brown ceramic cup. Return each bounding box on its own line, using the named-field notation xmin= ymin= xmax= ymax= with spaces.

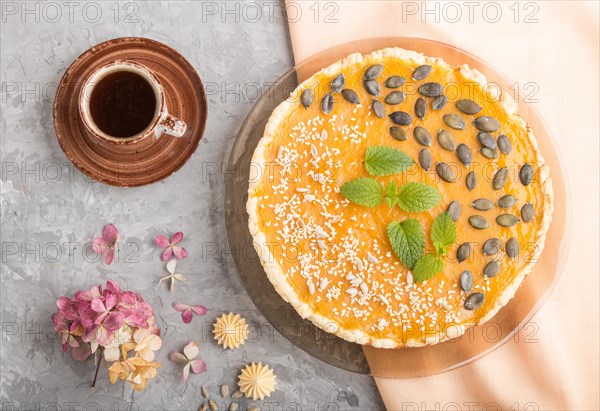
xmin=78 ymin=60 xmax=187 ymax=144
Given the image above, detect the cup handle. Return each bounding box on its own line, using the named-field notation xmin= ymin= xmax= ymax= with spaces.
xmin=154 ymin=113 xmax=187 ymax=139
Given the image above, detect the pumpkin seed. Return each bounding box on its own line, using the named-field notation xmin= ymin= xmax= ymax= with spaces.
xmin=436 ymin=162 xmax=456 ymax=182
xmin=208 ymin=400 xmax=218 ymax=411
xmin=201 ymin=386 xmax=209 ymax=399
xmin=497 ymin=194 xmax=517 ymax=208
xmin=469 ymin=215 xmax=489 ymax=230
xmin=447 ymin=201 xmax=462 ymax=221
xmin=460 ymin=271 xmax=474 ymax=292
xmin=330 ymin=74 xmax=345 ymax=93
xmin=477 ymin=132 xmax=497 ymax=149
xmin=496 ymin=214 xmax=520 ymax=227
xmin=232 ymin=390 xmax=243 ymax=399
xmin=483 ymin=238 xmax=501 ymax=255
xmin=372 ymin=100 xmax=385 ymax=118
xmin=385 ymin=91 xmax=405 ymax=105
xmin=412 ymin=65 xmax=432 ymax=80
xmin=230 ymin=403 xmax=239 ymax=411
xmin=437 ymin=129 xmax=456 ymax=151
xmin=363 ymin=79 xmax=380 ymax=96
xmin=248 ymin=407 xmax=258 ymax=411
xmin=481 ymin=147 xmax=500 ymax=159
xmin=415 ymin=97 xmax=426 ymax=120
xmin=466 ymin=171 xmax=477 ymax=191
xmin=389 ymin=111 xmax=412 ymax=125
xmin=301 ymin=89 xmax=313 ymax=108
xmin=506 ymin=238 xmax=520 ymax=259
xmin=341 ymin=89 xmax=359 ymax=104
xmin=474 ymin=116 xmax=501 ymax=132
xmin=457 ymin=242 xmax=471 ymax=262
xmin=413 ymin=126 xmax=432 ymax=146
xmin=497 ymin=134 xmax=512 ymax=154
xmin=492 ymin=167 xmax=509 ymax=190
xmin=443 ymin=114 xmax=466 ymax=130
xmin=419 ymin=148 xmax=432 ymax=171
xmin=484 ymin=261 xmax=501 ymax=278
xmin=199 ymin=403 xmax=208 ymax=411
xmin=456 ymin=144 xmax=472 ymax=166
xmin=221 ymin=384 xmax=229 ymax=397
xmin=521 ymin=203 xmax=534 ymax=222
xmin=464 ymin=292 xmax=485 ymax=310
xmin=432 ymin=95 xmax=447 ymax=110
xmin=321 ymin=93 xmax=333 ymax=114
xmin=365 ymin=64 xmax=384 ymax=80
xmin=390 ymin=126 xmax=407 ymax=141
xmin=456 ymin=99 xmax=482 ymax=115
xmin=418 ymin=82 xmax=443 ymax=97
xmin=385 ymin=76 xmax=405 ymax=88
xmin=471 ymin=198 xmax=493 ymax=211
xmin=519 ymin=164 xmax=534 ymax=186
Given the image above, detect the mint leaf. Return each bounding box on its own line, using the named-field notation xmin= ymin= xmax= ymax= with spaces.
xmin=340 ymin=178 xmax=383 ymax=207
xmin=365 ymin=146 xmax=414 ymax=176
xmin=412 ymin=254 xmax=444 ymax=283
xmin=387 ymin=220 xmax=425 ymax=269
xmin=397 ymin=182 xmax=441 ymax=212
xmin=386 ymin=180 xmax=399 ymax=198
xmin=430 ymin=212 xmax=457 ymax=256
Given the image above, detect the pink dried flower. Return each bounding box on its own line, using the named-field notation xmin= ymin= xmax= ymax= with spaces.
xmin=155 ymin=232 xmax=188 ymax=261
xmin=172 ymin=303 xmax=207 ymax=324
xmin=92 ymin=224 xmax=120 ymax=265
xmin=169 ymin=342 xmax=207 ymax=381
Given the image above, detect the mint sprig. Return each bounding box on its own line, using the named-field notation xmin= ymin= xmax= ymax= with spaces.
xmin=387 ymin=220 xmax=425 ymax=270
xmin=340 ymin=178 xmax=383 ymax=207
xmin=396 ymin=182 xmax=441 ymax=212
xmin=430 ymin=212 xmax=457 ymax=256
xmin=412 ymin=254 xmax=444 ymax=283
xmin=365 ymin=146 xmax=414 ymax=176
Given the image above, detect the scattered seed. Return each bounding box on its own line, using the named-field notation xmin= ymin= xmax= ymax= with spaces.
xmin=464 ymin=292 xmax=485 ymax=310
xmin=372 ymin=100 xmax=385 ymax=118
xmin=520 ymin=164 xmax=534 ymax=186
xmin=385 ymin=76 xmax=405 ymax=88
xmin=208 ymin=400 xmax=218 ymax=411
xmin=363 ymin=79 xmax=380 ymax=96
xmin=437 ymin=129 xmax=456 ymax=151
xmin=201 ymin=386 xmax=209 ymax=399
xmin=484 ymin=261 xmax=501 ymax=278
xmin=248 ymin=407 xmax=258 ymax=411
xmin=419 ymin=148 xmax=432 ymax=170
xmin=330 ymin=74 xmax=345 ymax=93
xmin=432 ymin=95 xmax=448 ymax=110
xmin=496 ymin=214 xmax=520 ymax=227
xmin=385 ymin=91 xmax=405 ymax=105
xmin=436 ymin=162 xmax=456 ymax=182
xmin=447 ymin=201 xmax=462 ymax=221
xmin=466 ymin=171 xmax=477 ymax=191
xmin=389 ymin=111 xmax=412 ymax=125
xmin=457 ymin=242 xmax=471 ymax=262
xmin=481 ymin=147 xmax=500 ymax=159
xmin=341 ymin=89 xmax=359 ymax=104
xmin=456 ymin=144 xmax=472 ymax=167
xmin=443 ymin=114 xmax=466 ymax=130
xmin=478 ymin=132 xmax=497 ymax=149
xmin=460 ymin=271 xmax=474 ymax=292
xmin=521 ymin=203 xmax=534 ymax=222
xmin=506 ymin=238 xmax=520 ymax=259
xmin=497 ymin=134 xmax=512 ymax=154
xmin=301 ymin=89 xmax=313 ymax=109
xmin=418 ymin=82 xmax=443 ymax=97
xmin=483 ymin=238 xmax=501 ymax=255
xmin=474 ymin=116 xmax=501 ymax=132
xmin=232 ymin=390 xmax=243 ymax=399
xmin=199 ymin=403 xmax=208 ymax=411
xmin=471 ymin=198 xmax=493 ymax=211
xmin=415 ymin=97 xmax=426 ymax=120
xmin=412 ymin=65 xmax=432 ymax=80
xmin=321 ymin=93 xmax=333 ymax=114
xmin=390 ymin=126 xmax=407 ymax=141
xmin=456 ymin=99 xmax=482 ymax=115
xmin=365 ymin=64 xmax=384 ymax=80
xmin=492 ymin=167 xmax=509 ymax=190
xmin=230 ymin=403 xmax=238 ymax=411
xmin=221 ymin=384 xmax=229 ymax=398
xmin=469 ymin=215 xmax=489 ymax=230
xmin=497 ymin=195 xmax=517 ymax=208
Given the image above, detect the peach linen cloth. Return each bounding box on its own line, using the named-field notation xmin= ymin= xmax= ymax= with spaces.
xmin=285 ymin=1 xmax=599 ymax=410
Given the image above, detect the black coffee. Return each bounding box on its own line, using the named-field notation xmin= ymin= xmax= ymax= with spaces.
xmin=89 ymin=71 xmax=157 ymax=138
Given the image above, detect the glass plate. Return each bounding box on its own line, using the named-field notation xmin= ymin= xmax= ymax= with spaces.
xmin=224 ymin=37 xmax=570 ymax=377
